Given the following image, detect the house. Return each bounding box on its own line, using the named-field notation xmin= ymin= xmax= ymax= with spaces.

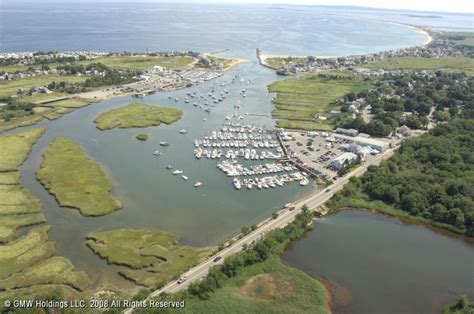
xmin=396 ymin=125 xmax=412 ymax=137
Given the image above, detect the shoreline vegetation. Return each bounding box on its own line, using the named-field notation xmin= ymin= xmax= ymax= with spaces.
xmin=0 ymin=129 xmax=92 ymax=306
xmin=327 ymin=117 xmax=474 ymax=236
xmin=267 ymin=75 xmax=371 ymax=131
xmin=85 ymin=228 xmax=213 ymax=288
xmin=136 ymin=207 xmax=330 ymax=314
xmin=94 ymin=103 xmax=183 ymax=130
xmin=36 ymin=137 xmax=122 ymax=217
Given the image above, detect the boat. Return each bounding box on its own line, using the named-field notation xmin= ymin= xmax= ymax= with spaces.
xmin=182 ymin=175 xmax=189 ymax=180
xmin=179 ymin=129 xmax=187 ymax=134
xmin=153 ymin=150 xmax=161 ymax=156
xmin=159 ymin=141 xmax=169 ymax=146
xmin=233 ymin=178 xmax=241 ymax=190
xmin=299 ymin=177 xmax=309 ymax=186
xmin=172 ymin=170 xmax=183 ymax=175
xmin=194 ymin=182 xmax=202 ymax=187
xmin=166 ymin=165 xmax=174 ymax=170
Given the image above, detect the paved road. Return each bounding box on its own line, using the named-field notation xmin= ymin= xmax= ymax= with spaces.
xmin=124 ymin=146 xmax=396 ymax=313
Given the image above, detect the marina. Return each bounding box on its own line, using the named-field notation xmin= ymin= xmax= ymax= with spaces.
xmin=192 ymin=114 xmax=311 ymax=190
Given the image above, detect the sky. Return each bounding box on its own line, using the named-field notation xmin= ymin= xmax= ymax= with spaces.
xmin=12 ymin=0 xmax=474 ymax=14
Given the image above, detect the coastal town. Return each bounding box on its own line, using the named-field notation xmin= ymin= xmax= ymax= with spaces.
xmin=259 ymin=28 xmax=474 ymax=75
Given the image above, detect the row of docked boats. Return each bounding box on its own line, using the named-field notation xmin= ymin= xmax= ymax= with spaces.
xmin=218 ymin=160 xmax=297 ymax=176
xmin=194 ymin=148 xmax=283 ymax=160
xmin=232 ymin=172 xmax=309 ymax=190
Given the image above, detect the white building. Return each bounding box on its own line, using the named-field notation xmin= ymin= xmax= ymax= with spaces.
xmin=333 ymin=133 xmax=389 ymax=152
xmin=330 ymin=152 xmax=358 ymax=170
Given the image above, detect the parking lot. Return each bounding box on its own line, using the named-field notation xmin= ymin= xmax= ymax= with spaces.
xmin=282 ymin=131 xmax=386 ymax=182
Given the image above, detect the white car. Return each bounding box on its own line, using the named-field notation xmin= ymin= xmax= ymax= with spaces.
xmin=177 ymin=276 xmax=187 ymax=284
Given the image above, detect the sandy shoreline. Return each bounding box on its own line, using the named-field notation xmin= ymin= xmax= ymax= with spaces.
xmin=259 ymin=21 xmax=433 ymax=69
xmin=390 ymin=22 xmax=433 ymax=46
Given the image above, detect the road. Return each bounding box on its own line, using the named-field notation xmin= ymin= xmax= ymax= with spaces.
xmin=124 ymin=146 xmax=396 ymax=313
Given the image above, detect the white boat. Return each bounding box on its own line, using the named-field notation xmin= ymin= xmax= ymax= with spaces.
xmin=166 ymin=165 xmax=174 ymax=169
xmin=300 ymin=178 xmax=309 ymax=186
xmin=153 ymin=150 xmax=161 ymax=156
xmin=194 ymin=182 xmax=202 ymax=187
xmin=179 ymin=129 xmax=187 ymax=134
xmin=233 ymin=178 xmax=241 ymax=190
xmin=172 ymin=170 xmax=183 ymax=175
xmin=159 ymin=142 xmax=169 ymax=146
xmin=182 ymin=175 xmax=189 ymax=180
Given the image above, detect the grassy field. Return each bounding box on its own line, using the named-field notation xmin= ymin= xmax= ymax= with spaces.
xmin=37 ymin=137 xmax=121 ymax=216
xmin=0 ymin=128 xmax=45 ymax=171
xmin=83 ymin=55 xmax=195 ymax=70
xmin=446 ymin=32 xmax=474 ymax=48
xmin=0 ymin=115 xmax=45 ymax=133
xmin=0 ymin=171 xmax=20 ymax=185
xmin=0 ymin=214 xmax=46 ymax=243
xmin=268 ymin=77 xmax=370 ymax=130
xmin=41 ymin=106 xmax=74 ymax=121
xmin=0 ymin=226 xmax=55 ymax=279
xmin=0 ymin=256 xmax=91 ymax=291
xmin=142 ymin=257 xmax=329 ymax=314
xmin=0 ymin=129 xmax=93 ymax=301
xmin=94 ymin=102 xmax=183 ymax=130
xmin=0 ymin=75 xmax=87 ymax=98
xmin=366 ymin=56 xmax=474 ymax=74
xmin=0 ymin=55 xmax=195 ymax=74
xmin=0 ymin=185 xmax=42 ymax=215
xmin=86 ymin=229 xmax=212 ymax=288
xmin=264 ymin=56 xmax=306 ymax=69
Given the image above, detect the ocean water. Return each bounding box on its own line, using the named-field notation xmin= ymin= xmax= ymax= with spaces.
xmin=1 ymin=2 xmax=431 ymax=57
xmin=1 ymin=1 xmax=473 ymax=304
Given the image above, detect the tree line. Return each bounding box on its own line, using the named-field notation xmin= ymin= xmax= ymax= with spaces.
xmin=330 ymin=110 xmax=474 ymax=235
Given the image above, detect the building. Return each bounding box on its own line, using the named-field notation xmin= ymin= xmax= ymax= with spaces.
xmin=333 ymin=133 xmax=389 ymax=152
xmin=335 ymin=128 xmax=359 ymax=137
xmin=396 ymin=125 xmax=412 ymax=137
xmin=330 ymin=152 xmax=358 ymax=170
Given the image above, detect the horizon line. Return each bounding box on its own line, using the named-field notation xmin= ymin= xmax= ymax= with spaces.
xmin=6 ymin=0 xmax=474 ymax=15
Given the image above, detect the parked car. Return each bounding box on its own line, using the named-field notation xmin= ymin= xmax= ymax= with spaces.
xmin=213 ymin=256 xmax=222 ymax=263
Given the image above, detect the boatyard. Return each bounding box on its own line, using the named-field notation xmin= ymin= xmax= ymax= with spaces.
xmin=280 ymin=129 xmax=393 ymax=181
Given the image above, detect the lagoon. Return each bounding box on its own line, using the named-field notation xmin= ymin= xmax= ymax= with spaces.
xmin=282 ymin=210 xmax=474 ymax=314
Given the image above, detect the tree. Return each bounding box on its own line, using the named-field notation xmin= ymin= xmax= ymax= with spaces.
xmin=448 ymin=208 xmax=465 ymax=229
xmin=241 ymin=226 xmax=250 ymax=235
